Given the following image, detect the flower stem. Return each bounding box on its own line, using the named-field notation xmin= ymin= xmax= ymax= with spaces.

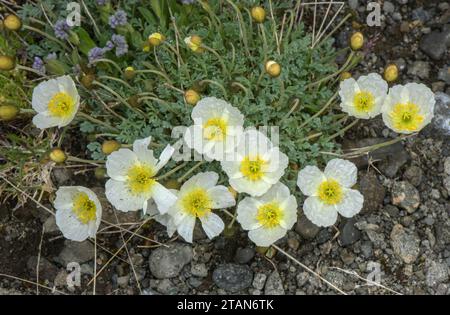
xmin=326 ymin=118 xmax=359 ymax=141
xmin=155 ymin=162 xmax=189 ymax=181
xmin=67 ymin=156 xmax=105 ymax=165
xmin=77 ymin=112 xmax=120 ymax=132
xmin=23 ymin=25 xmax=68 ymax=50
xmin=299 ymin=92 xmax=338 ymax=129
xmin=177 ymin=161 xmax=204 ymax=183
xmin=199 ymin=80 xmax=228 ymax=98
xmin=201 ymin=45 xmax=230 ymax=79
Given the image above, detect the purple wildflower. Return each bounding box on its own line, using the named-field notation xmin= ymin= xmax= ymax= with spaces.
xmin=104 ymin=40 xmax=115 ymax=51
xmin=54 ymin=19 xmax=70 ymax=40
xmin=180 ymin=0 xmax=195 ymax=4
xmin=111 ymin=34 xmax=128 ymax=56
xmin=88 ymin=47 xmax=106 ymax=65
xmin=96 ymin=0 xmax=107 ymax=5
xmin=32 ymin=57 xmax=45 ymax=74
xmin=108 ymin=10 xmax=127 ymax=29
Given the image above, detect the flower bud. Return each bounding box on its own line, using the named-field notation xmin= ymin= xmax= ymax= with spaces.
xmin=80 ymin=74 xmax=95 ymax=89
xmin=164 ymin=179 xmax=181 ymax=190
xmin=251 ymin=6 xmax=266 ymax=23
xmin=0 ymin=55 xmax=15 ymax=71
xmin=124 ymin=66 xmax=136 ymax=80
xmin=49 ymin=148 xmax=67 ymax=163
xmin=4 ymin=14 xmax=22 ymax=31
xmin=184 ymin=35 xmax=203 ymax=53
xmin=148 ymin=32 xmax=165 ymax=46
xmin=0 ymin=105 xmax=19 ymax=121
xmin=128 ymin=95 xmax=141 ymax=107
xmin=384 ymin=64 xmax=399 ymax=83
xmin=350 ymin=32 xmax=364 ymax=51
xmin=184 ymin=89 xmax=200 ymax=106
xmin=340 ymin=71 xmax=352 ymax=81
xmin=94 ymin=167 xmax=107 ymax=179
xmin=101 ymin=140 xmax=121 ymax=155
xmin=265 ymin=60 xmax=281 ymax=78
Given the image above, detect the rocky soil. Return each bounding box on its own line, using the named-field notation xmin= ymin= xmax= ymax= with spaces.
xmin=0 ymin=0 xmax=449 ymax=295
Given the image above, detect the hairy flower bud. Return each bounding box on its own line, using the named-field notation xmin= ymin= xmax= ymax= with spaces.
xmin=4 ymin=15 xmax=22 ymax=31
xmin=49 ymin=148 xmax=67 ymax=163
xmin=124 ymin=66 xmax=136 ymax=80
xmin=0 ymin=105 xmax=19 ymax=121
xmin=265 ymin=60 xmax=281 ymax=78
xmin=340 ymin=71 xmax=352 ymax=81
xmin=0 ymin=55 xmax=15 ymax=71
xmin=350 ymin=32 xmax=364 ymax=51
xmin=251 ymin=6 xmax=266 ymax=23
xmin=384 ymin=64 xmax=399 ymax=83
xmin=184 ymin=89 xmax=201 ymax=105
xmin=148 ymin=32 xmax=165 ymax=46
xmin=102 ymin=140 xmax=121 ymax=155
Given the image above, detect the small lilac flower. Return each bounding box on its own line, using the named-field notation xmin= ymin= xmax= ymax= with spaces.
xmin=54 ymin=19 xmax=70 ymax=40
xmin=109 ymin=10 xmax=127 ymax=29
xmin=88 ymin=47 xmax=106 ymax=65
xmin=32 ymin=57 xmax=45 ymax=74
xmin=45 ymin=52 xmax=57 ymax=60
xmin=96 ymin=0 xmax=107 ymax=5
xmin=104 ymin=40 xmax=114 ymax=51
xmin=180 ymin=0 xmax=195 ymax=4
xmin=111 ymin=34 xmax=128 ymax=56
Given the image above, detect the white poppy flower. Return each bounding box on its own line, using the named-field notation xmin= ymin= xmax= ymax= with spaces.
xmin=54 ymin=186 xmax=102 ymax=242
xmin=32 ymin=75 xmax=80 ymax=129
xmin=381 ymin=83 xmax=435 ymax=134
xmin=221 ymin=129 xmax=289 ymax=197
xmin=236 ymin=182 xmax=297 ymax=247
xmin=183 ymin=97 xmax=244 ymax=161
xmin=167 ymin=171 xmax=235 ymax=243
xmin=339 ymin=73 xmax=388 ymax=119
xmin=145 ymin=189 xmax=178 ymax=238
xmin=105 ymin=136 xmax=177 ymax=213
xmin=297 ymin=159 xmax=364 ymax=227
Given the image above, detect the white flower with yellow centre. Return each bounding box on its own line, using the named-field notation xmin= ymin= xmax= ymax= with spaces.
xmin=105 ymin=136 xmax=177 ymax=213
xmin=184 ymin=97 xmax=244 ymax=161
xmin=221 ymin=129 xmax=288 ymax=197
xmin=297 ymin=159 xmax=364 ymax=227
xmin=236 ymin=183 xmax=297 ymax=247
xmin=32 ymin=75 xmax=80 ymax=129
xmin=54 ymin=186 xmax=102 ymax=242
xmin=339 ymin=73 xmax=388 ymax=119
xmin=382 ymin=83 xmax=435 ymax=134
xmin=167 ymin=172 xmax=235 ymax=243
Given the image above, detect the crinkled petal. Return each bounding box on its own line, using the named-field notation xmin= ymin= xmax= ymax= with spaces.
xmin=336 ymin=188 xmax=364 ymax=218
xmin=106 ymin=149 xmax=137 ymax=181
xmin=248 ymin=226 xmax=287 ymax=247
xmin=324 ymin=158 xmax=357 ymax=188
xmin=303 ymin=196 xmax=338 ymax=227
xmin=297 ymin=165 xmax=325 ymax=196
xmin=208 ymin=185 xmax=236 ymax=209
xmin=199 ymin=213 xmax=224 ymax=240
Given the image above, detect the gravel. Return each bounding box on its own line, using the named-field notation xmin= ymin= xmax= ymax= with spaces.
xmin=212 ymin=264 xmax=253 ymax=293
xmin=148 ymin=243 xmax=193 ymax=279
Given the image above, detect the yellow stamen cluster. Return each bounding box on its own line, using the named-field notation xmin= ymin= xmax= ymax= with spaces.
xmin=47 ymin=92 xmax=75 ymax=118
xmin=256 ymin=202 xmax=283 ymax=228
xmin=203 ymin=117 xmax=227 ymax=141
xmin=389 ymin=102 xmax=424 ymax=132
xmin=181 ymin=188 xmax=212 ymax=218
xmin=318 ymin=179 xmax=343 ymax=205
xmin=127 ymin=164 xmax=156 ymax=195
xmin=353 ymin=91 xmax=375 ymax=113
xmin=72 ymin=192 xmax=97 ymax=224
xmin=240 ymin=156 xmax=267 ymax=181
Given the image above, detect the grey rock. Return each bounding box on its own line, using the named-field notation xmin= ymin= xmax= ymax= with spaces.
xmin=411 ymin=7 xmax=431 ymax=23
xmin=27 ymin=256 xmax=58 ymax=280
xmin=366 ymin=230 xmax=386 ymax=248
xmin=149 ymin=243 xmax=193 ymax=279
xmin=43 ymin=215 xmax=59 ymax=233
xmin=296 ymin=272 xmax=309 ymax=287
xmin=157 ymin=279 xmax=178 ymax=294
xmin=426 ymin=260 xmax=449 ymax=288
xmin=428 ymin=93 xmax=450 ymax=137
xmin=51 ymin=168 xmax=72 ymax=186
xmin=339 ymin=219 xmax=361 ymax=246
xmin=383 ymin=1 xmax=395 ymax=14
xmin=408 ymin=61 xmax=430 ymax=79
xmin=361 ymin=241 xmax=373 ymax=258
xmin=295 ymin=215 xmax=320 ymax=239
xmin=444 ymin=177 xmax=450 ymax=195
xmin=58 ymin=240 xmax=95 ymax=266
xmin=117 ymin=275 xmax=130 ymax=288
xmin=264 ymin=271 xmax=285 ymax=295
xmin=438 ymin=66 xmax=450 ymax=84
xmin=403 ymin=165 xmax=423 ymax=187
xmin=390 ymin=224 xmax=420 ymax=264
xmin=391 ymin=181 xmax=421 ymax=213
xmin=252 ymin=273 xmax=267 ymax=290
xmin=191 ymin=263 xmax=208 ymax=278
xmin=348 ymin=0 xmax=359 ymax=10
xmin=212 ymin=263 xmax=253 ymax=292
xmin=444 ymin=157 xmax=450 ymax=175
xmin=420 ymin=31 xmax=450 ymax=61
xmin=234 ymin=247 xmax=255 ymax=264
xmin=359 ymin=172 xmax=385 ymax=213
xmin=384 ymin=204 xmax=400 ymax=217
xmin=188 ymin=277 xmax=203 ymax=288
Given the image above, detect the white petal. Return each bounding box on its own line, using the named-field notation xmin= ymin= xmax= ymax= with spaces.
xmin=32 ymin=113 xmax=61 ymax=129
xmin=180 ymin=171 xmax=218 ymax=192
xmin=236 ymin=197 xmax=262 ymax=230
xmin=177 ymin=215 xmax=196 ymax=243
xmin=303 ymin=196 xmax=338 ymax=227
xmin=106 ymin=149 xmax=137 ymax=181
xmin=55 ymin=208 xmax=90 ymax=242
xmin=297 ymin=165 xmax=325 ymax=196
xmin=155 ymin=144 xmax=174 ymax=171
xmin=199 ymin=213 xmax=224 ymax=240
xmin=248 ymin=226 xmax=287 ymax=247
xmin=132 ymin=136 xmax=158 ymax=167
xmin=207 ymin=185 xmax=236 ymax=209
xmin=152 ymin=182 xmax=177 ymax=214
xmin=54 ymin=186 xmax=77 ymax=210
xmin=229 ymin=177 xmax=272 ymax=197
xmin=324 ymin=158 xmax=357 ymax=188
xmin=279 ymin=196 xmax=298 ymax=230
xmin=105 ymin=179 xmax=146 ymax=212
xmin=336 ymin=188 xmax=364 ymax=218
xmin=32 ymin=79 xmax=60 ymax=112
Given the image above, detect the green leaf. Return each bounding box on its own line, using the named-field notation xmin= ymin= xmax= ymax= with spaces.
xmin=75 ymin=27 xmax=96 ymax=56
